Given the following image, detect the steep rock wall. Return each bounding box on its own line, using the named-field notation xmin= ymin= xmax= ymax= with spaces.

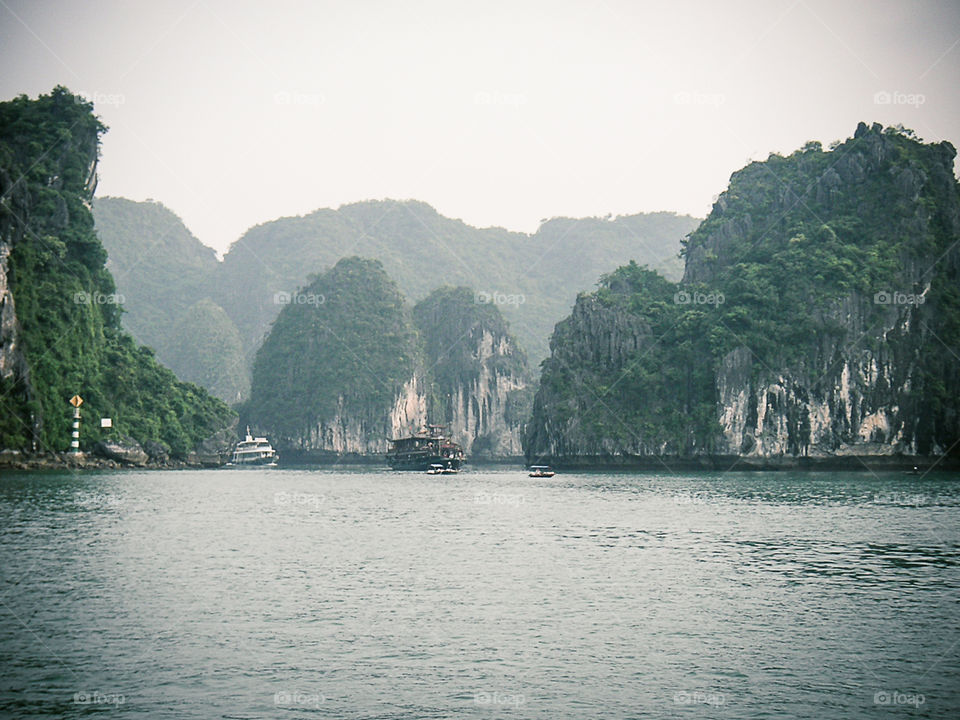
xmin=282 ymin=329 xmax=528 ymax=459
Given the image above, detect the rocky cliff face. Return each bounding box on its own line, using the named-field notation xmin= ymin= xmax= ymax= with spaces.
xmin=410 ymin=286 xmax=529 ymax=457
xmin=713 ymin=293 xmax=944 ymax=459
xmin=525 ymin=124 xmax=960 ymax=464
xmin=293 ymin=353 xmax=527 ymax=459
xmin=0 ymin=200 xmax=35 ymax=446
xmin=292 ymin=378 xmax=425 ymax=457
xmin=443 ymin=329 xmax=527 ymax=456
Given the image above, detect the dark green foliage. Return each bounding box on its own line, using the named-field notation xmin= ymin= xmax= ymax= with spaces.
xmin=246 ymin=257 xmax=417 ymax=436
xmin=682 ymin=127 xmax=946 ymax=367
xmin=245 ymin=278 xmax=530 ymax=443
xmin=0 ymin=87 xmax=234 ymax=455
xmin=528 ymin=262 xmax=721 ymax=456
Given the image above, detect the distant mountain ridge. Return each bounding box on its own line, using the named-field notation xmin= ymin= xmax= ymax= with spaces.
xmin=94 ymin=196 xmax=248 ymax=403
xmin=94 ymin=196 xmax=699 ymax=404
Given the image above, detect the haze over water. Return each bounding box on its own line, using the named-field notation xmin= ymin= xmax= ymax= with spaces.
xmin=2 ymin=468 xmax=959 ymax=718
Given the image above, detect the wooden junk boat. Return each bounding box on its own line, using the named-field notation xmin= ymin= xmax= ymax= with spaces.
xmin=387 ymin=425 xmax=465 ymax=471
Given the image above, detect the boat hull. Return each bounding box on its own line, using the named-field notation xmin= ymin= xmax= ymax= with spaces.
xmin=229 ymin=453 xmax=278 ymax=466
xmin=387 ymin=455 xmax=463 ymax=471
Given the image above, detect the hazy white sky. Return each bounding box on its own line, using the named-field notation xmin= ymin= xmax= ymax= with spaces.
xmin=2 ymin=0 xmax=959 ymax=254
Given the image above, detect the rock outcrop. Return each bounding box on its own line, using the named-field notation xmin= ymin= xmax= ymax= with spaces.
xmin=94 ymin=437 xmax=149 ymax=465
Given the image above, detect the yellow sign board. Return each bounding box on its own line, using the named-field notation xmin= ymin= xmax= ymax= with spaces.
xmin=69 ymin=395 xmax=83 ymax=408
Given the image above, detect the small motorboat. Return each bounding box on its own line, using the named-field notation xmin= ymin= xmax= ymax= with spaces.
xmin=426 ymin=463 xmax=459 ymax=475
xmin=528 ymin=465 xmax=555 ymax=478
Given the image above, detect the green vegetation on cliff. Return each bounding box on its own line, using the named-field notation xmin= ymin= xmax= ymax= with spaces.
xmin=682 ymin=123 xmax=951 ymax=365
xmin=526 ymin=124 xmax=960 ymax=460
xmin=246 ymin=257 xmax=417 ymax=437
xmin=244 ymin=274 xmax=531 ymax=456
xmin=0 ymin=87 xmax=234 ymax=456
xmin=528 ymin=262 xmax=721 ymax=457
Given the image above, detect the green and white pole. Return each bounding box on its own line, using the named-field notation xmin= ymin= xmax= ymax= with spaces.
xmin=71 ymin=406 xmax=80 ymax=453
xmin=69 ymin=395 xmax=83 ymax=453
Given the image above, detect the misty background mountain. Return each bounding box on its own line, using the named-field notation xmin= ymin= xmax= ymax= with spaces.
xmin=94 ymin=197 xmax=699 ymax=403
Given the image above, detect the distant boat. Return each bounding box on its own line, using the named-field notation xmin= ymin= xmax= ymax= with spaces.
xmin=228 ymin=427 xmax=279 ymax=466
xmin=528 ymin=465 xmax=555 ymax=478
xmin=387 ymin=425 xmax=464 ymax=471
xmin=903 ymin=466 xmax=923 ymax=476
xmin=426 ymin=463 xmax=459 ymax=475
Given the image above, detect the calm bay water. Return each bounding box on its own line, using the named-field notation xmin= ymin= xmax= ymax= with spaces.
xmin=1 ymin=467 xmax=958 ymax=718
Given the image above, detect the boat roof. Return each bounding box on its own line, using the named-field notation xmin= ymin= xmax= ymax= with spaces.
xmin=529 ymin=465 xmax=552 ymax=469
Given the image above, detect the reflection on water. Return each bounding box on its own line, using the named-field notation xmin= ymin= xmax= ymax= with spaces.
xmin=1 ymin=468 xmax=959 ymax=718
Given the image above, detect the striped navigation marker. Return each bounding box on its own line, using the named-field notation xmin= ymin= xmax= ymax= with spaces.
xmin=69 ymin=395 xmax=83 ymax=453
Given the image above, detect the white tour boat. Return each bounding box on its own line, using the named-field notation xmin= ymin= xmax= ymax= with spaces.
xmin=228 ymin=427 xmax=279 ymax=466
